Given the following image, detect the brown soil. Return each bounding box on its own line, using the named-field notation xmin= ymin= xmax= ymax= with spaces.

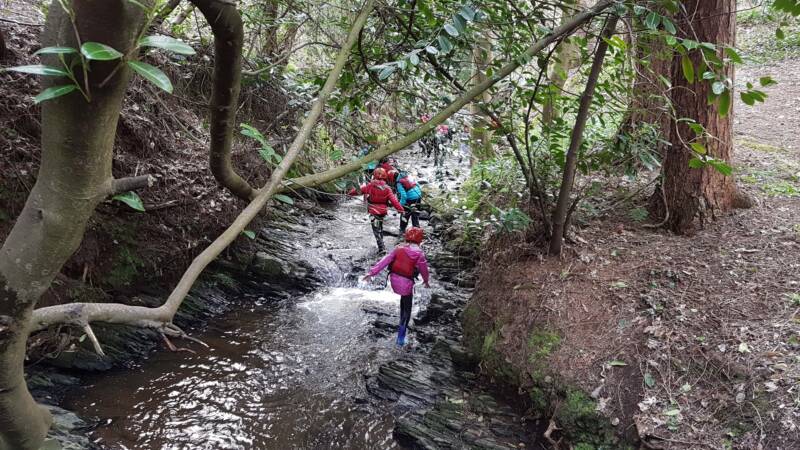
xmin=468 ymin=60 xmax=800 ymax=449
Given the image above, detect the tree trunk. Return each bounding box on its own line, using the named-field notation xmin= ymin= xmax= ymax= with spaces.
xmin=549 ymin=15 xmax=617 ymax=256
xmin=469 ymin=34 xmax=495 ymax=161
xmin=0 ymin=3 xmax=145 ymax=449
xmin=655 ymin=0 xmax=745 ymax=234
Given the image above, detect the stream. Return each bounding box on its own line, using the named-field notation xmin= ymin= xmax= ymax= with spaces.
xmin=61 ymin=155 xmax=535 ymax=450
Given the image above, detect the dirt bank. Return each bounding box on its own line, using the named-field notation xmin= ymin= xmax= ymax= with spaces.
xmin=462 ymin=60 xmax=800 ymax=449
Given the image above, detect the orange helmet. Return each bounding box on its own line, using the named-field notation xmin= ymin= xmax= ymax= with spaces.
xmin=404 ymin=227 xmax=424 ymax=244
xmin=373 ymin=167 xmax=388 ymax=180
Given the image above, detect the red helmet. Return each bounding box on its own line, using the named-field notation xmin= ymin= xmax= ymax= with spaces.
xmin=373 ymin=167 xmax=388 ymax=180
xmin=404 ymin=227 xmax=424 ymax=244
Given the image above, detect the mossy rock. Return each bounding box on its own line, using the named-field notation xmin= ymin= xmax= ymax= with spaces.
xmin=555 ymin=389 xmax=620 ymax=449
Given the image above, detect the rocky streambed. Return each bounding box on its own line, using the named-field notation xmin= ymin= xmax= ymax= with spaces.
xmin=30 ymin=176 xmax=537 ymax=449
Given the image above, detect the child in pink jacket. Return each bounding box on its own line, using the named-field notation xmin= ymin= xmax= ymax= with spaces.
xmin=363 ymin=227 xmax=430 ymax=346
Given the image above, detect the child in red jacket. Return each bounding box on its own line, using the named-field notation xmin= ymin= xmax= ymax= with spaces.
xmin=348 ymin=168 xmax=404 ymax=253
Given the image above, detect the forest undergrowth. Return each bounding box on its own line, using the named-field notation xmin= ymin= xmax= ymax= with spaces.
xmin=460 ymin=56 xmax=800 ymax=450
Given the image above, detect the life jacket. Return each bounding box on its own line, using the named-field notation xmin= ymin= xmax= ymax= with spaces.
xmin=398 ymin=174 xmax=417 ymax=190
xmin=390 ymin=245 xmax=419 ymax=279
xmin=365 ymin=180 xmax=391 ymax=204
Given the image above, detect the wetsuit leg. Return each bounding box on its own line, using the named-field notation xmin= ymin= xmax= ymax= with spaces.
xmin=409 ymin=198 xmax=420 ymax=228
xmin=399 ymin=213 xmax=409 ymax=234
xmin=370 ymin=214 xmax=385 ymax=252
xmin=399 ymin=294 xmax=412 ymax=329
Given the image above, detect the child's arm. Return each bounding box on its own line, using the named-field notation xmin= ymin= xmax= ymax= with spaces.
xmin=365 ymin=249 xmax=397 ymax=278
xmin=388 ymin=192 xmax=404 ymax=214
xmin=417 ymin=252 xmax=431 ymax=287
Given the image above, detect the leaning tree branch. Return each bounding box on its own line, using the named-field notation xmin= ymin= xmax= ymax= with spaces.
xmin=30 ymin=0 xmax=378 ymax=333
xmin=190 ymin=0 xmax=256 ymax=201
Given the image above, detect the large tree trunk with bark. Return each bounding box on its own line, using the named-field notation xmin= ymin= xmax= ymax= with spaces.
xmin=0 ymin=3 xmax=145 ymax=449
xmin=655 ymin=0 xmax=748 ymax=234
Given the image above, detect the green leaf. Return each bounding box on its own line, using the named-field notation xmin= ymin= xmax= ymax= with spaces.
xmin=138 ymin=35 xmax=196 ymax=55
xmin=127 ymin=61 xmax=173 ymax=93
xmin=437 ymin=35 xmax=453 ymax=54
xmin=452 ymin=14 xmax=467 ymax=33
xmin=664 ymin=409 xmax=681 ymax=416
xmin=708 ymin=159 xmax=733 ymax=176
xmin=330 ymin=148 xmax=344 ymax=161
xmin=689 ymin=142 xmax=707 ymax=155
xmin=688 ymin=157 xmax=705 ymax=169
xmin=741 ymin=91 xmax=756 ymax=106
xmin=425 ymin=45 xmax=439 ymax=55
xmin=444 ymin=23 xmax=459 ymax=37
xmin=240 ymin=123 xmax=268 ymax=146
xmin=759 ymin=76 xmax=777 ymax=87
xmin=34 ymin=84 xmax=77 ymax=104
xmin=645 ymin=11 xmax=660 ymax=30
xmin=681 ymin=55 xmax=694 ymax=83
xmin=241 ymin=230 xmax=256 ymax=239
xmin=687 ymin=122 xmax=704 ymax=135
xmin=775 ymin=28 xmax=785 ymax=40
xmin=711 ymin=81 xmax=725 ymax=95
xmin=34 ymin=46 xmax=78 ymax=56
xmin=644 ymin=372 xmax=656 ymax=388
xmin=607 ymin=360 xmax=627 ymax=367
xmin=683 ymin=39 xmax=700 ymax=50
xmin=112 ymin=191 xmax=145 ymax=212
xmin=5 ymin=64 xmax=68 ymax=76
xmin=724 ymin=47 xmax=742 ymax=64
xmin=273 ymin=194 xmax=294 ymax=205
xmin=718 ymin=89 xmax=731 ymax=117
xmin=409 ymin=52 xmax=420 ymax=66
xmin=459 ymin=5 xmax=476 ymax=21
xmin=378 ymin=65 xmax=395 ymax=80
xmin=81 ymin=42 xmax=123 ymax=61
xmin=661 ymin=17 xmax=676 ymax=34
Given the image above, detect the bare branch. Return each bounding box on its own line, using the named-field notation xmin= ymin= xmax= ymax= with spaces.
xmin=110 ymin=175 xmax=154 ymax=195
xmin=82 ymin=324 xmax=106 ymax=357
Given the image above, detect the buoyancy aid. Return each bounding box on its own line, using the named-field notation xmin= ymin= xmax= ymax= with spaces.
xmin=390 ymin=246 xmax=418 ymax=279
xmin=366 ymin=180 xmax=391 ymax=204
xmin=398 ymin=176 xmax=417 ymax=190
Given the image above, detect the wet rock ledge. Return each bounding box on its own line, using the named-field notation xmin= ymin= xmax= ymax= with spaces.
xmin=365 ymin=231 xmax=536 ymax=449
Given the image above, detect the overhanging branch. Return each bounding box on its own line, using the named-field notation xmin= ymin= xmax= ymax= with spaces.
xmin=190 ymin=0 xmax=256 ymax=201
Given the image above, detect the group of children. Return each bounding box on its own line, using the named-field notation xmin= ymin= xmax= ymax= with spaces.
xmin=348 ymin=154 xmax=430 ymax=347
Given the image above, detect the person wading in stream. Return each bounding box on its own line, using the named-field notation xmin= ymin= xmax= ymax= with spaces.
xmin=396 ymin=170 xmax=422 ymax=233
xmin=363 ymin=227 xmax=430 ymax=346
xmin=348 ymin=167 xmax=404 ymax=253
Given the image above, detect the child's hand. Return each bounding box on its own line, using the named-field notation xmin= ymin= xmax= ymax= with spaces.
xmin=424 ymin=282 xmax=430 ymax=289
xmin=362 ymin=275 xmax=372 ymax=282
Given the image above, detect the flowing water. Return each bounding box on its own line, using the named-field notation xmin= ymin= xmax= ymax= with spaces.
xmin=64 ymin=196 xmax=432 ymax=450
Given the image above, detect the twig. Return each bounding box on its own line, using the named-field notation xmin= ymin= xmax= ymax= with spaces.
xmin=82 ymin=324 xmax=105 ymax=357
xmin=0 ymin=17 xmax=42 ymax=27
